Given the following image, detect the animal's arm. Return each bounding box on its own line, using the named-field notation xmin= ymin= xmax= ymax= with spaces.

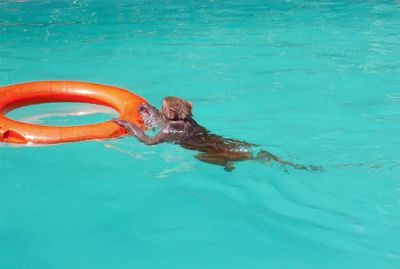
xmin=112 ymin=118 xmax=164 ymax=145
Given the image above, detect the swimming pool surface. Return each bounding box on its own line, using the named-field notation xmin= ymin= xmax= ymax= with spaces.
xmin=1 ymin=1 xmax=399 ymax=268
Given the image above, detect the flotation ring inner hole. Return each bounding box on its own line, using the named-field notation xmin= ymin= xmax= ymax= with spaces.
xmin=6 ymin=102 xmax=119 ymax=126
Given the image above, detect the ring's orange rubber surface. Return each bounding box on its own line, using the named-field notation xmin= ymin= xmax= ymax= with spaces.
xmin=0 ymin=80 xmax=147 ymax=144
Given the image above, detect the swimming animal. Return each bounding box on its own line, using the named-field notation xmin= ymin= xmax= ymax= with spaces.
xmin=113 ymin=96 xmax=320 ymax=172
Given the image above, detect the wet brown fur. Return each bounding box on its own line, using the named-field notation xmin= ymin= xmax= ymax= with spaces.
xmin=113 ymin=97 xmax=320 ymax=172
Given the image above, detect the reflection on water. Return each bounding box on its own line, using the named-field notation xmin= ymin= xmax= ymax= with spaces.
xmin=7 ymin=103 xmax=117 ymax=126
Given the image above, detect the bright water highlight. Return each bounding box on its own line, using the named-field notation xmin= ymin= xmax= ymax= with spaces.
xmin=1 ymin=1 xmax=400 ymax=268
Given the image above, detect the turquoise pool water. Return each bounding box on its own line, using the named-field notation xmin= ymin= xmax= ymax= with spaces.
xmin=1 ymin=1 xmax=400 ymax=268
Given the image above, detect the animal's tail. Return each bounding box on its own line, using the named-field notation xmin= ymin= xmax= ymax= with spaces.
xmin=255 ymin=150 xmax=323 ymax=172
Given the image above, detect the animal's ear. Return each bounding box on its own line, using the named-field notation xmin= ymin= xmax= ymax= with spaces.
xmin=187 ymin=101 xmax=193 ymax=109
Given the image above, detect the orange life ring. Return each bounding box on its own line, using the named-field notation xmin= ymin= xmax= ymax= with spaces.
xmin=0 ymin=80 xmax=147 ymax=144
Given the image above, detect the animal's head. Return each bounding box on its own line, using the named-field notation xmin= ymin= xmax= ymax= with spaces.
xmin=161 ymin=96 xmax=193 ymax=121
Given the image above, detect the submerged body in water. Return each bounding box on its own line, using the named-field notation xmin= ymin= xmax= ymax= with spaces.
xmin=113 ymin=97 xmax=320 ymax=172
